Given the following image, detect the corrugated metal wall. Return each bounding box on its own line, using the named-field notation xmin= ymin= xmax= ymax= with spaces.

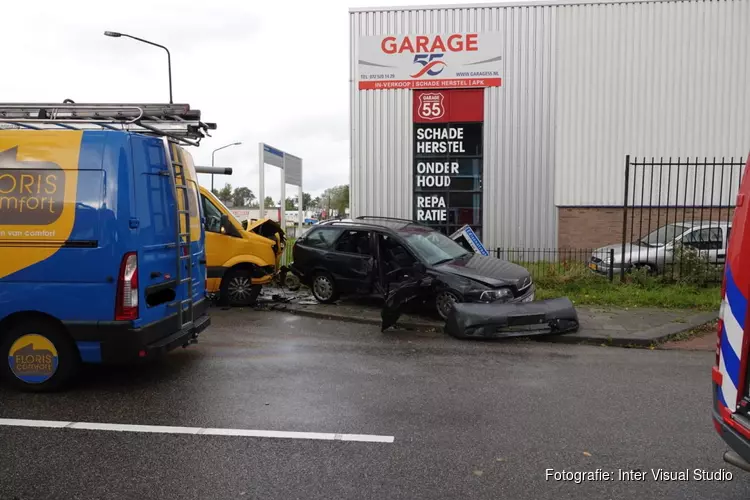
xmin=350 ymin=0 xmax=750 ymax=249
xmin=554 ymin=0 xmax=750 ymax=206
xmin=350 ymin=4 xmax=558 ymax=249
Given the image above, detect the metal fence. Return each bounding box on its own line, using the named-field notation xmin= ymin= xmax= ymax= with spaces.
xmin=494 ymin=248 xmax=616 ymax=282
xmin=621 ymin=156 xmax=745 ymax=283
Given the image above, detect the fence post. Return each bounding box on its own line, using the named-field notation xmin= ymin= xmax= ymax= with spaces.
xmin=621 ymin=155 xmax=631 ymax=282
xmin=495 ymin=248 xmax=501 ymax=259
xmin=608 ymin=249 xmax=615 ymax=282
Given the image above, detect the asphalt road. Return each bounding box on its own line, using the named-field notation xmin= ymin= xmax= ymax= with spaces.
xmin=0 ymin=307 xmax=747 ymax=500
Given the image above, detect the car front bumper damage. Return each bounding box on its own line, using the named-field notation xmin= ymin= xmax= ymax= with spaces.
xmin=444 ymin=297 xmax=580 ymax=340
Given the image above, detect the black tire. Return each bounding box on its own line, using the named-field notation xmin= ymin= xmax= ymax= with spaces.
xmin=284 ymin=273 xmax=302 ymax=292
xmin=311 ymin=272 xmax=339 ymax=304
xmin=0 ymin=318 xmax=80 ymax=392
xmin=435 ymin=290 xmax=461 ymax=321
xmin=220 ymin=268 xmax=262 ymax=307
xmin=633 ymin=263 xmax=656 ymax=274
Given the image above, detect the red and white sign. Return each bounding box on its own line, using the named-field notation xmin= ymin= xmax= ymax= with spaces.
xmin=417 ymin=93 xmax=445 ymax=121
xmin=413 ymin=89 xmax=484 ymax=124
xmin=357 ymin=32 xmax=503 ymax=90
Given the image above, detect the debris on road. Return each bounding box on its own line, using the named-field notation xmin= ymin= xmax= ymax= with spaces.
xmin=444 ymin=297 xmax=580 ymax=340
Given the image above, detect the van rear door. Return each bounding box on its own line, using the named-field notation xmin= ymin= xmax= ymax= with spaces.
xmin=131 ymin=135 xmax=180 ymax=326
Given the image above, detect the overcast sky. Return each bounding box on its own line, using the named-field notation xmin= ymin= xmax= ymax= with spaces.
xmin=2 ymin=0 xmax=502 ymax=204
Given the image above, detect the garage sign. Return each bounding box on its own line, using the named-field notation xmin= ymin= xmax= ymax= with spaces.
xmin=357 ymin=32 xmax=503 ymax=90
xmin=413 ymin=89 xmax=484 ymax=238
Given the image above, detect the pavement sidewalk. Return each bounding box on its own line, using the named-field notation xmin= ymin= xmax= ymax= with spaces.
xmin=257 ymin=289 xmax=717 ymax=348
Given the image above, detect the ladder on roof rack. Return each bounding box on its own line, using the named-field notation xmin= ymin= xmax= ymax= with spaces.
xmin=0 ymin=102 xmax=216 ymax=147
xmin=163 ymin=138 xmax=195 ymax=331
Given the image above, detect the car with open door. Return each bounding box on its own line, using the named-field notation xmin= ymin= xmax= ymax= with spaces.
xmin=289 ymin=217 xmax=535 ymax=320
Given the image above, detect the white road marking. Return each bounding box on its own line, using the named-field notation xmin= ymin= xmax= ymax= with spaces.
xmin=0 ymin=418 xmax=394 ymax=443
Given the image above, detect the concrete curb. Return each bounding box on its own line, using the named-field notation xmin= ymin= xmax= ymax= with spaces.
xmin=541 ymin=310 xmax=718 ymax=348
xmin=275 ymin=304 xmax=718 ymax=347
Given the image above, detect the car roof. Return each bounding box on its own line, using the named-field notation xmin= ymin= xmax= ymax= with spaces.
xmin=314 ymin=216 xmax=434 ymax=233
xmin=666 ymin=220 xmax=733 ymax=228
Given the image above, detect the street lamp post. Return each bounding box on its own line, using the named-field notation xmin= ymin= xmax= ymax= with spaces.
xmin=104 ymin=31 xmax=173 ymax=104
xmin=211 ymin=142 xmax=242 ymax=192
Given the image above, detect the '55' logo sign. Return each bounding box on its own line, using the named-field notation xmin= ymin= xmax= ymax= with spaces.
xmin=410 ymin=54 xmax=446 ymax=78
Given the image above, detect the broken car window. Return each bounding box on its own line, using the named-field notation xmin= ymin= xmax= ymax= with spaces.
xmin=400 ymin=229 xmax=471 ymax=266
xmin=334 ymin=230 xmax=372 ymax=255
xmin=304 ymin=227 xmax=343 ymax=249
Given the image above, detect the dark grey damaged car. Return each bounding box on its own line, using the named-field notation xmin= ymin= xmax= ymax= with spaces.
xmin=289 ymin=217 xmax=536 ymax=320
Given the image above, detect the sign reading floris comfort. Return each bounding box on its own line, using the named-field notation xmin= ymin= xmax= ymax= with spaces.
xmin=412 ymin=89 xmax=484 ymax=238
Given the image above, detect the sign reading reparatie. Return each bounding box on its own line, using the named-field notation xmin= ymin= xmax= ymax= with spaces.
xmin=412 ymin=89 xmax=484 ymax=235
xmin=357 ymin=32 xmax=503 ymax=90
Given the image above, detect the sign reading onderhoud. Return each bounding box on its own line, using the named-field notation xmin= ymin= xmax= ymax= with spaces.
xmin=357 ymin=32 xmax=503 ymax=90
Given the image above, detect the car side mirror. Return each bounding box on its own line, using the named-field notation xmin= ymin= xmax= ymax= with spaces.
xmin=413 ymin=262 xmax=427 ymax=275
xmin=219 ymin=214 xmax=230 ymax=234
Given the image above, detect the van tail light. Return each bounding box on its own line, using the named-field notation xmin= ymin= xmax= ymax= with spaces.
xmin=115 ymin=252 xmax=139 ymax=321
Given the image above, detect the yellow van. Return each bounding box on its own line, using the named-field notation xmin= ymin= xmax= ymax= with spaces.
xmin=198 ymin=186 xmax=285 ymax=306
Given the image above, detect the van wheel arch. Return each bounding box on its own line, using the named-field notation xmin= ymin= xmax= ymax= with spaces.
xmin=0 ymin=311 xmax=68 ymax=337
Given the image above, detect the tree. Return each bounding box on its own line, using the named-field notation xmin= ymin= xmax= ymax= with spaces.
xmin=302 ymin=192 xmax=312 ymax=210
xmin=285 ymin=196 xmax=297 ymax=211
xmin=217 ymin=183 xmax=233 ymax=204
xmin=263 ymin=196 xmax=275 ymax=208
xmin=320 ymin=184 xmax=349 ymax=215
xmin=310 ymin=196 xmax=321 ymax=210
xmin=211 ymin=188 xmax=220 ymax=197
xmin=232 ymin=186 xmax=255 ymax=208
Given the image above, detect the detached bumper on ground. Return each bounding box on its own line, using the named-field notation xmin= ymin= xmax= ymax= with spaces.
xmin=444 ymin=297 xmax=580 ymax=340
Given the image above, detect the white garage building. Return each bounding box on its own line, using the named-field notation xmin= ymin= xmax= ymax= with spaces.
xmin=349 ymin=0 xmax=750 ymax=250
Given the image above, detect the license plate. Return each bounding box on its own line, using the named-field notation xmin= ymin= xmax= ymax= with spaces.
xmin=589 ymin=262 xmax=598 ymax=271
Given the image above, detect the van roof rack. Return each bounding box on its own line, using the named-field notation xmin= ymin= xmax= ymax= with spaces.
xmin=0 ymin=101 xmax=216 ymax=147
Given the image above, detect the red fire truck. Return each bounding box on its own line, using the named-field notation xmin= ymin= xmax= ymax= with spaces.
xmin=713 ymin=155 xmax=750 ymax=471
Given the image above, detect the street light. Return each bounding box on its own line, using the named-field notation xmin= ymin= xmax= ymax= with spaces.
xmin=104 ymin=31 xmax=173 ymax=104
xmin=211 ymin=142 xmax=243 ymax=191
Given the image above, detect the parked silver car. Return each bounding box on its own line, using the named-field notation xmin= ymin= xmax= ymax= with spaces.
xmin=588 ymin=221 xmax=732 ymax=275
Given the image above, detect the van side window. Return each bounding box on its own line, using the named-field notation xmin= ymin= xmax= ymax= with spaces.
xmin=201 ymin=195 xmax=223 ymax=234
xmin=304 ymin=227 xmax=342 ymax=249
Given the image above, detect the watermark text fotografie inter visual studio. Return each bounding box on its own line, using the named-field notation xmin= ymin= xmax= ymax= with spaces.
xmin=545 ymin=468 xmax=733 ymax=484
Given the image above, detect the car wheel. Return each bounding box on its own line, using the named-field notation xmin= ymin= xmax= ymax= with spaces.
xmin=435 ymin=290 xmax=461 ymax=321
xmin=284 ymin=273 xmax=302 ymax=291
xmin=634 ymin=263 xmax=655 ymax=274
xmin=311 ymin=272 xmax=338 ymax=304
xmin=0 ymin=318 xmax=80 ymax=392
xmin=221 ymin=268 xmax=262 ymax=307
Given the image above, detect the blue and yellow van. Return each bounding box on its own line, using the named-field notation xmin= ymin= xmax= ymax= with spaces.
xmin=0 ymin=105 xmax=212 ymax=391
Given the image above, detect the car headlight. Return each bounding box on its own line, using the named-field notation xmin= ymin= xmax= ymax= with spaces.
xmin=479 ymin=288 xmax=513 ymax=302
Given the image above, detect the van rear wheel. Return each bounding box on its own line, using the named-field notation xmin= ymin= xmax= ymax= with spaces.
xmin=0 ymin=319 xmax=80 ymax=392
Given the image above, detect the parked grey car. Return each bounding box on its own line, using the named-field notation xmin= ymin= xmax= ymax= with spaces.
xmin=588 ymin=221 xmax=733 ymax=275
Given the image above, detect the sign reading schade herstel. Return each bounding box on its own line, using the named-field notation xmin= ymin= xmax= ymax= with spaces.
xmin=357 ymin=32 xmax=503 ymax=90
